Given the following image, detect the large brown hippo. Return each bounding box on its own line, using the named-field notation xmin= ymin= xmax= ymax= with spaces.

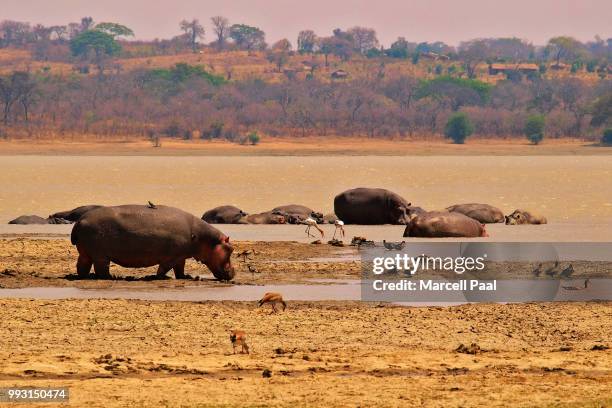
xmin=403 ymin=211 xmax=488 ymax=238
xmin=505 ymin=209 xmax=547 ymax=225
xmin=201 ymin=205 xmax=247 ymax=224
xmin=240 ymin=212 xmax=286 ymax=224
xmin=50 ymin=205 xmax=103 ymax=223
xmin=334 ymin=188 xmax=424 ymax=225
xmin=9 ymin=215 xmax=71 ymax=224
xmin=271 ymin=204 xmax=324 ymax=224
xmin=446 ymin=203 xmax=504 ymax=224
xmin=71 ymin=205 xmax=235 ymax=280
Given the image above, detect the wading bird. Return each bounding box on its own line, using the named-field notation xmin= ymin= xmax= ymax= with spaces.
xmin=383 ymin=240 xmax=406 ymax=251
xmin=544 ymin=260 xmax=560 ymax=277
xmin=258 ymin=292 xmax=287 ymax=313
xmin=559 ymin=264 xmax=574 ymax=278
xmin=532 ymin=263 xmax=543 ymax=277
xmin=562 ymin=279 xmax=590 ymax=291
xmin=236 ymin=249 xmax=255 ymax=263
xmin=247 ymin=263 xmax=258 ymax=277
xmin=302 ymin=217 xmax=324 ymax=238
xmin=230 ymin=330 xmax=250 ymax=354
xmin=147 ymin=201 xmax=157 ymax=209
xmin=333 ymin=219 xmax=345 ymax=240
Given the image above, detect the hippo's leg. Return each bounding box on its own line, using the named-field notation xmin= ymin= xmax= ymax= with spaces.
xmin=93 ymin=259 xmax=112 ymax=279
xmin=172 ymin=259 xmax=187 ymax=279
xmin=156 ymin=263 xmax=172 ymax=278
xmin=76 ymin=253 xmax=93 ymax=278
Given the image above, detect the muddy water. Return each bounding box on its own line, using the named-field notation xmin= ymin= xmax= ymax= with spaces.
xmin=0 ymin=279 xmax=608 ymax=303
xmin=1 ymin=155 xmax=611 ymax=225
xmin=2 ymin=222 xmax=612 ymax=241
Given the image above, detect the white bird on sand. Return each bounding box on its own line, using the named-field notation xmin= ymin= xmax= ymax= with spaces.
xmin=333 ymin=219 xmax=345 ymax=239
xmin=302 ymin=217 xmax=324 ymax=238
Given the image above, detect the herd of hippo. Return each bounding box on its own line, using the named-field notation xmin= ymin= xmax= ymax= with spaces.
xmin=9 ymin=188 xmax=547 ymax=237
xmin=200 ymin=187 xmax=546 ymax=239
xmin=7 ymin=187 xmax=546 ymax=280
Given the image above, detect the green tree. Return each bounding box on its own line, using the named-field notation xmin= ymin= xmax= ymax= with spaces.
xmin=94 ymin=22 xmax=134 ymax=38
xmin=229 ymin=24 xmax=266 ymax=54
xmin=386 ymin=37 xmax=409 ymax=58
xmin=248 ymin=131 xmax=260 ymax=145
xmin=546 ymin=36 xmax=584 ymax=66
xmin=601 ymin=128 xmax=612 ymax=145
xmin=416 ymin=76 xmax=491 ymax=111
xmin=524 ymin=114 xmax=545 ymax=145
xmin=590 ymin=92 xmax=612 ymax=127
xmin=444 ymin=112 xmax=473 ymax=144
xmin=69 ymin=30 xmax=120 ymax=70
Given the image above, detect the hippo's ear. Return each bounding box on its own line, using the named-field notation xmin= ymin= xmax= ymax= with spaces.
xmin=407 ymin=202 xmax=412 ymax=207
xmin=223 ymin=236 xmax=230 ymax=243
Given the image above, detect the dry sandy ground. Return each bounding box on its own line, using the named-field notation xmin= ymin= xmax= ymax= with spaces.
xmin=1 ymin=137 xmax=611 ymax=156
xmin=0 ymin=239 xmax=610 ymax=406
xmin=0 ymin=299 xmax=610 ymax=407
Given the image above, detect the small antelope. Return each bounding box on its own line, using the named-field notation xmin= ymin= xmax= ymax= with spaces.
xmin=258 ymin=292 xmax=287 ymax=313
xmin=229 ymin=330 xmax=250 ymax=354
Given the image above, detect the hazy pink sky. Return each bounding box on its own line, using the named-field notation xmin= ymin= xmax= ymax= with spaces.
xmin=3 ymin=0 xmax=610 ymax=46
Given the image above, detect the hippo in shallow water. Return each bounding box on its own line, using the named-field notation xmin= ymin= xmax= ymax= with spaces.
xmin=50 ymin=205 xmax=103 ymax=223
xmin=8 ymin=215 xmax=71 ymax=224
xmin=334 ymin=188 xmax=424 ymax=225
xmin=271 ymin=204 xmax=324 ymax=224
xmin=201 ymin=205 xmax=248 ymax=224
xmin=446 ymin=203 xmax=504 ymax=224
xmin=71 ymin=205 xmax=235 ymax=280
xmin=505 ymin=209 xmax=547 ymax=225
xmin=240 ymin=211 xmax=286 ymax=224
xmin=403 ymin=211 xmax=488 ymax=238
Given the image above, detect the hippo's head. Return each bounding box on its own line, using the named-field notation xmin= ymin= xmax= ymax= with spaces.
xmin=310 ymin=211 xmax=324 ymax=223
xmin=390 ymin=202 xmax=412 ymax=224
xmin=196 ymin=235 xmax=235 ymax=280
xmin=505 ymin=210 xmax=527 ymax=225
xmin=268 ymin=213 xmax=287 ymax=224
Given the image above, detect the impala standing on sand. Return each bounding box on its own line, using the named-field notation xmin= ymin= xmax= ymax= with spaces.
xmin=258 ymin=292 xmax=287 ymax=313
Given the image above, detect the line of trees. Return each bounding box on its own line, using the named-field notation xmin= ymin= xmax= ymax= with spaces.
xmin=0 ymin=64 xmax=609 ymax=141
xmin=1 ymin=17 xmax=610 ymax=71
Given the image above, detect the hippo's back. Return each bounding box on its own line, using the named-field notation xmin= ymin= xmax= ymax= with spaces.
xmin=51 ymin=205 xmax=103 ymax=222
xmin=9 ymin=215 xmax=50 ymax=225
xmin=202 ymin=205 xmax=245 ymax=224
xmin=71 ymin=205 xmax=200 ymax=266
xmin=334 ymin=188 xmax=402 ymax=224
xmin=271 ymin=204 xmax=313 ymax=216
xmin=405 ymin=211 xmax=484 ymax=238
xmin=446 ymin=203 xmax=504 ymax=224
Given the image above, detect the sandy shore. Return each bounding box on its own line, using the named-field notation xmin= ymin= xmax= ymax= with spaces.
xmin=0 ymin=239 xmax=359 ymax=288
xmin=0 ymin=238 xmax=610 ymax=406
xmin=0 ymin=299 xmax=610 ymax=407
xmin=2 ymin=238 xmax=609 ymax=290
xmin=1 ymin=137 xmax=611 ymax=156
